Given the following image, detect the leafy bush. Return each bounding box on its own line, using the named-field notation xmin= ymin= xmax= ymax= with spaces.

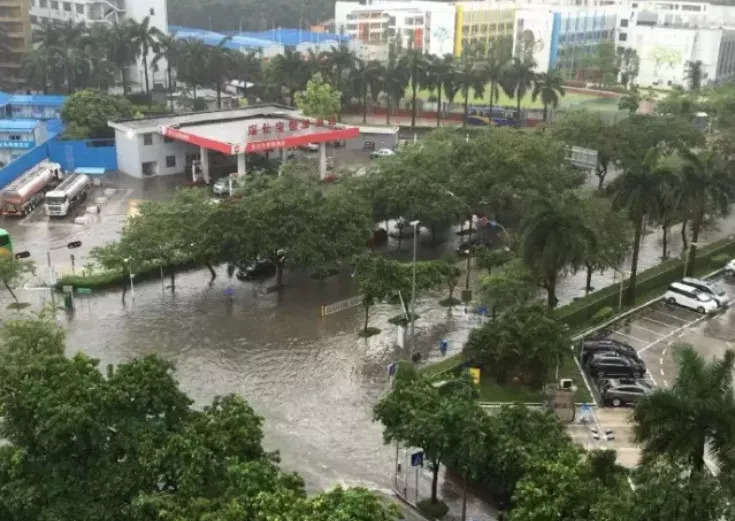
xmin=60 ymin=89 xmax=133 ymax=139
xmin=591 ymin=305 xmax=614 ymax=324
xmin=416 ymin=499 xmax=449 ymax=519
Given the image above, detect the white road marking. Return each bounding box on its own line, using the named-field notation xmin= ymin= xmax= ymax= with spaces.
xmin=636 ymin=314 xmax=709 ymax=355
xmin=613 ymin=331 xmax=650 ymax=345
xmin=650 ymin=308 xmax=691 ymax=322
xmin=647 ymin=370 xmax=659 ymax=386
xmin=660 ymin=369 xmax=664 ymax=375
xmin=638 ymin=314 xmax=679 ymax=329
xmin=663 ymin=379 xmax=669 ymax=387
xmin=629 ymin=323 xmax=665 ymax=337
xmin=659 ymin=357 xmax=664 ymax=365
xmin=662 ymin=346 xmax=668 ymax=356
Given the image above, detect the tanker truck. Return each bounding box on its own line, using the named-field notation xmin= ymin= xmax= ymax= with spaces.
xmin=0 ymin=161 xmax=62 ymax=216
xmin=44 ymin=173 xmax=90 ymax=218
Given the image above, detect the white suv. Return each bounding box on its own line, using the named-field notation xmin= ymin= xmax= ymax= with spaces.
xmin=682 ymin=277 xmax=730 ymax=307
xmin=664 ymin=282 xmax=719 ymax=314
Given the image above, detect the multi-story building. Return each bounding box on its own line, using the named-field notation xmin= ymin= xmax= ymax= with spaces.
xmin=335 ymin=0 xmax=456 ymax=58
xmin=615 ymin=1 xmax=735 ymax=88
xmin=454 ymin=1 xmax=516 ymax=57
xmin=513 ymin=5 xmax=617 ymax=75
xmin=29 ymin=0 xmax=169 ymax=90
xmin=0 ymin=0 xmax=32 ymax=86
xmin=0 ymin=119 xmax=47 ymax=167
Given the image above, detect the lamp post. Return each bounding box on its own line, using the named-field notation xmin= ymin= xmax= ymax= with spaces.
xmin=410 ymin=220 xmax=420 ymax=358
xmin=124 ymin=258 xmax=135 ymax=301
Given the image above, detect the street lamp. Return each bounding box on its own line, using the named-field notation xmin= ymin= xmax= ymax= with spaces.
xmin=124 ymin=258 xmax=135 ymax=301
xmin=410 ymin=220 xmax=420 ymax=359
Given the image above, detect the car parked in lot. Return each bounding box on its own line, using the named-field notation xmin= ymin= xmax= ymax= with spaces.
xmin=587 ymin=352 xmax=646 ymax=379
xmin=212 ymin=177 xmax=237 ymax=196
xmin=601 ymin=378 xmax=653 ymax=407
xmin=664 ymin=281 xmax=719 ymax=314
xmin=580 ymin=339 xmax=641 ymax=365
xmin=681 ymin=277 xmax=730 ymax=307
xmin=725 ymin=258 xmax=735 ymax=277
xmin=236 ymin=259 xmax=276 ymax=280
xmin=370 ymin=148 xmax=395 ymax=159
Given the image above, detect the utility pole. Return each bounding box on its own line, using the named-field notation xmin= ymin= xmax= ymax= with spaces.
xmin=410 ymin=220 xmax=419 ymax=358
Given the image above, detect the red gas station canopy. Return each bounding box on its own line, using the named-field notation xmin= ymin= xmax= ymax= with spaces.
xmin=160 ymin=116 xmax=360 ymax=155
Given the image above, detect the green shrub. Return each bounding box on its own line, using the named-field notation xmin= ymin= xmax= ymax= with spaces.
xmin=591 ymin=305 xmax=614 ymax=324
xmin=416 ymin=499 xmax=449 ymax=519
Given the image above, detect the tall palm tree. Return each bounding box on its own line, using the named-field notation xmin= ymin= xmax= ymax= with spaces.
xmin=232 ymin=50 xmax=262 ymax=104
xmin=128 ymin=17 xmax=158 ymax=95
xmin=521 ymin=198 xmax=596 ymax=307
xmin=175 ymin=38 xmax=210 ymax=100
xmin=105 ymin=21 xmax=138 ymax=95
xmin=677 ymin=147 xmax=735 ymax=275
xmin=22 ymin=48 xmax=50 ymax=94
xmin=483 ymin=47 xmax=507 ymax=109
xmin=56 ymin=20 xmax=87 ymax=93
xmin=634 ymin=344 xmax=735 ymax=473
xmin=402 ymin=48 xmax=430 ymax=130
xmin=383 ymin=46 xmax=407 ymax=125
xmin=323 ymin=44 xmax=356 ymax=121
xmin=454 ymin=54 xmax=484 ymax=127
xmin=366 ymin=60 xmax=384 ymax=123
xmin=532 ymin=72 xmax=565 ymax=123
xmin=33 ymin=19 xmax=64 ymax=92
xmin=685 ymin=60 xmax=703 ymax=93
xmin=426 ymin=54 xmax=454 ymax=127
xmin=502 ymin=58 xmax=536 ymax=124
xmin=153 ymin=31 xmax=180 ymax=111
xmin=206 ymin=37 xmax=234 ymax=109
xmin=349 ymin=58 xmax=383 ymax=124
xmin=269 ymin=48 xmax=307 ymax=105
xmin=609 ymin=148 xmax=673 ymax=305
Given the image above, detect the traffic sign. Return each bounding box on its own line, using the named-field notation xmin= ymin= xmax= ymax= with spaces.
xmin=76 ymin=288 xmax=92 ymax=294
xmin=410 ymin=451 xmax=424 ymax=467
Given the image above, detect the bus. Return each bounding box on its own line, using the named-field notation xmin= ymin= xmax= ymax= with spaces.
xmin=0 ymin=228 xmax=11 ymax=257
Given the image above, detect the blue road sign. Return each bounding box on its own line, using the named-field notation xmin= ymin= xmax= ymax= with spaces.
xmin=411 ymin=451 xmax=424 ymax=467
xmin=388 ymin=362 xmax=396 ymax=376
xmin=439 ymin=339 xmax=448 ymax=355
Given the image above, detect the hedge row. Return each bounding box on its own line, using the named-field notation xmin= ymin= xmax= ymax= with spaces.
xmin=55 ymin=259 xmax=198 ymax=291
xmin=556 ymin=238 xmax=735 ymax=327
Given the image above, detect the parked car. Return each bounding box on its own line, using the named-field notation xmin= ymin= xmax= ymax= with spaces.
xmin=681 ymin=277 xmax=730 ymax=307
xmin=236 ymin=259 xmax=276 ymax=280
xmin=664 ymin=281 xmax=719 ymax=314
xmin=370 ymin=148 xmax=395 ymax=159
xmin=587 ymin=352 xmax=646 ymax=379
xmin=300 ymin=143 xmax=320 ymax=152
xmin=580 ymin=339 xmax=641 ymax=365
xmin=601 ymin=378 xmax=654 ymax=407
xmin=212 ymin=177 xmax=236 ymax=196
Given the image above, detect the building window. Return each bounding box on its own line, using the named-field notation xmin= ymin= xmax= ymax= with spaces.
xmin=51 ymin=1 xmax=58 ymax=9
xmin=30 ymin=15 xmax=37 ymax=23
xmin=143 ymin=133 xmax=153 ymax=145
xmin=63 ymin=2 xmax=70 ymax=11
xmin=620 ymin=19 xmax=628 ymax=27
xmin=39 ymin=0 xmax=47 ymax=7
xmin=166 ymin=155 xmax=176 ymax=168
xmin=163 ymin=135 xmax=174 ymax=143
xmin=76 ymin=3 xmax=83 ymax=13
xmin=618 ymin=32 xmax=627 ymax=41
xmin=150 ymin=7 xmax=155 ymax=15
xmin=9 ymin=135 xmax=21 ymax=141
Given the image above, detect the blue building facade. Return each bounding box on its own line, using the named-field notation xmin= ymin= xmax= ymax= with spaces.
xmin=0 ymin=92 xmax=66 ymax=120
xmin=0 ymin=119 xmax=46 ymax=167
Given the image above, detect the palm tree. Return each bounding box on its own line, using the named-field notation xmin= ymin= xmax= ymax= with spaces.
xmin=483 ymin=47 xmax=507 ymax=109
xmin=128 ymin=17 xmax=158 ymax=95
xmin=402 ymin=48 xmax=430 ymax=130
xmin=269 ymin=48 xmax=307 ymax=105
xmin=365 ymin=60 xmax=384 ymax=123
xmin=521 ymin=199 xmax=596 ymax=307
xmin=323 ymin=44 xmax=356 ymax=121
xmin=677 ymin=147 xmax=735 ymax=275
xmin=206 ymin=37 xmax=234 ymax=109
xmin=153 ymin=31 xmax=180 ymax=111
xmin=349 ymin=59 xmax=383 ymax=124
xmin=232 ymin=51 xmax=262 ymax=104
xmin=633 ymin=344 xmax=735 ymax=473
xmin=105 ymin=21 xmax=138 ymax=95
xmin=22 ymin=49 xmax=50 ymax=93
xmin=532 ymin=72 xmax=565 ymax=123
xmin=685 ymin=60 xmax=703 ymax=92
xmin=454 ymin=53 xmax=484 ymax=127
xmin=33 ymin=19 xmax=64 ymax=92
xmin=502 ymin=58 xmax=536 ymax=124
xmin=383 ymin=46 xmax=407 ymax=125
xmin=56 ymin=20 xmax=87 ymax=93
xmin=609 ymin=149 xmax=673 ymax=305
xmin=426 ymin=54 xmax=453 ymax=127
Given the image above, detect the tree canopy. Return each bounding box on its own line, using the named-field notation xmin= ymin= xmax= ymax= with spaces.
xmin=60 ymin=89 xmax=134 ymax=138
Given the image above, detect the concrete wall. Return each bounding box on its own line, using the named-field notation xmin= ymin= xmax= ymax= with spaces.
xmin=115 ymin=129 xmax=197 ymax=178
xmin=114 ymin=129 xmax=143 ymax=178
xmin=47 ymin=139 xmax=118 ymax=171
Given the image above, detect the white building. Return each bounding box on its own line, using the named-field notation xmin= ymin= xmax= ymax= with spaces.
xmin=29 ymin=0 xmax=169 ymax=90
xmin=615 ymin=1 xmax=735 ymax=88
xmin=335 ymin=0 xmax=456 ymax=58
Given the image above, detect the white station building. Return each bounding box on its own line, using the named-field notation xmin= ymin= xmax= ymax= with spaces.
xmin=108 ymin=105 xmax=361 ymax=179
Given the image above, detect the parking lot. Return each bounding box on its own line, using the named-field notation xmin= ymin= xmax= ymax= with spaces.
xmin=567 ymin=273 xmax=735 ymax=466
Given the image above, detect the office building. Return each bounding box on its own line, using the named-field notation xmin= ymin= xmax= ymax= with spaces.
xmin=454 ymin=1 xmax=516 ymax=56
xmin=0 ymin=0 xmax=32 ymax=86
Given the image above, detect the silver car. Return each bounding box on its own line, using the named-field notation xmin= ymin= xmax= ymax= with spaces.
xmin=681 ymin=277 xmax=730 ymax=307
xmin=601 ymin=378 xmax=653 ymax=407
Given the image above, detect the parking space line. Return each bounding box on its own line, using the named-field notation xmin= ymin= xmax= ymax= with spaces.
xmin=650 ymin=308 xmax=691 ymax=322
xmin=613 ymin=331 xmax=650 ymax=345
xmin=628 ymin=323 xmax=665 ymax=337
xmin=647 ymin=370 xmax=659 ymax=386
xmin=637 ymin=314 xmax=709 ymax=355
xmin=638 ymin=315 xmax=679 ymax=329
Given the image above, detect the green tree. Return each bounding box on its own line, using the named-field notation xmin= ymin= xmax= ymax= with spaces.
xmin=153 ymin=31 xmax=181 ymax=111
xmin=205 ymin=37 xmax=234 ymax=109
xmin=483 ymin=46 xmax=508 ymax=109
xmin=609 ymin=148 xmax=674 ymax=305
xmin=60 ymin=89 xmax=134 ymax=139
xmin=464 ymin=304 xmax=569 ymax=389
xmin=0 ymin=257 xmax=35 ymax=303
xmin=685 ymin=59 xmax=704 ymax=92
xmin=434 ymin=258 xmax=462 ymax=306
xmin=618 ymin=85 xmax=641 ymax=114
xmin=455 ymin=53 xmax=485 ymax=126
xmin=480 ymin=259 xmax=536 ymax=319
xmin=616 ymin=47 xmax=640 ymax=88
xmin=532 ymin=72 xmax=565 ymax=123
xmin=295 ymin=72 xmax=341 ymax=120
xmin=426 ymin=54 xmax=455 ymax=127
xmin=521 ymin=199 xmax=595 ymax=307
xmin=633 ymin=344 xmax=735 ymax=473
xmin=551 ymin=109 xmax=618 ymax=189
xmin=128 ymin=16 xmax=157 ymax=95
xmin=322 ymin=45 xmax=356 ymax=120
xmin=676 ymin=147 xmax=735 ymax=275
xmin=105 ymin=20 xmax=138 ymax=94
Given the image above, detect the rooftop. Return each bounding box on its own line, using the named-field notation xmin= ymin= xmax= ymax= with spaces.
xmin=233 ymin=28 xmax=351 ymax=46
xmin=0 ymin=92 xmax=66 ymax=107
xmin=170 ymin=25 xmax=282 ymax=50
xmin=0 ymin=119 xmax=42 ymax=131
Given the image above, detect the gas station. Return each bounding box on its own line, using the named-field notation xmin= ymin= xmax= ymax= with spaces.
xmin=108 ymin=105 xmax=363 ymax=181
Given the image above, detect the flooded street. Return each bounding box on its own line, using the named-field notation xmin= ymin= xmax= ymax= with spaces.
xmin=2 ymin=168 xmax=734 ymax=520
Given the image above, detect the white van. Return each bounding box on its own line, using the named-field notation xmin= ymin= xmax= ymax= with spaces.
xmin=664 ymin=282 xmax=719 ymax=314
xmin=681 ymin=277 xmax=730 ymax=307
